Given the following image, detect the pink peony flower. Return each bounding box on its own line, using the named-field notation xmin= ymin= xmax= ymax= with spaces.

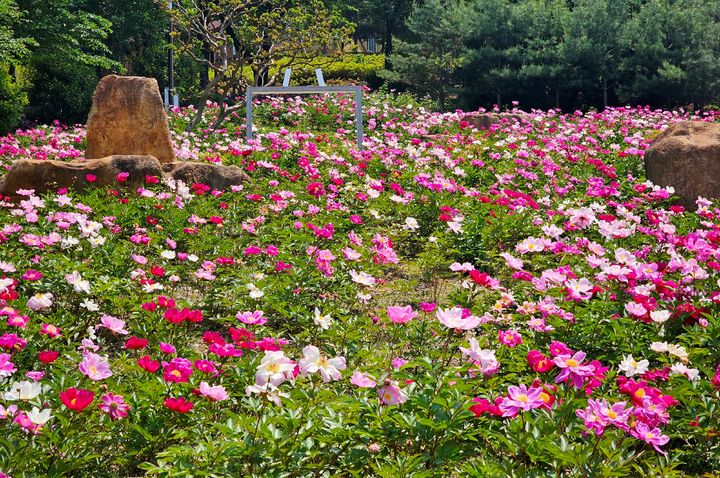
xmin=98 ymin=315 xmax=128 ymax=335
xmin=199 ymin=382 xmax=229 ymax=402
xmin=79 ymin=353 xmax=112 ymax=381
xmin=236 ymin=310 xmax=267 ymax=325
xmin=377 ymin=382 xmax=408 ymax=406
xmin=436 ymin=307 xmax=480 ymax=330
xmin=0 ymin=353 xmax=16 ymax=378
xmin=386 ymin=305 xmax=417 ymax=324
xmin=98 ymin=393 xmax=130 ymax=420
xmin=351 ymin=371 xmax=377 ymax=388
xmin=499 ymin=384 xmax=546 ymax=416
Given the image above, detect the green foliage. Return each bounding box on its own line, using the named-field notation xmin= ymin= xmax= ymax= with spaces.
xmin=289 ymin=54 xmax=385 ymax=85
xmin=0 ymin=66 xmax=26 ymax=133
xmin=16 ymin=0 xmax=120 ymax=124
xmin=395 ymin=0 xmax=720 ymax=110
xmin=0 ymin=0 xmax=34 ymax=64
xmin=382 ymin=0 xmax=470 ymax=111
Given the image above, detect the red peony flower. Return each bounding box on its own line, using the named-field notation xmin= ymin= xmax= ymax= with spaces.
xmin=137 ymin=355 xmax=160 ymax=373
xmin=164 ymin=397 xmax=194 ymax=413
xmin=124 ymin=336 xmax=149 ymax=350
xmin=38 ymin=350 xmax=60 ymax=364
xmin=60 ymin=387 xmax=95 ymax=411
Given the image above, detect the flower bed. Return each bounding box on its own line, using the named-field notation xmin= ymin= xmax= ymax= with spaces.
xmin=0 ymin=94 xmax=719 ymax=476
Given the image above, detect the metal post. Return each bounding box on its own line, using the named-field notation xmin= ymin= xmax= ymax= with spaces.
xmin=246 ymin=88 xmax=254 ymax=141
xmin=282 ymin=69 xmax=292 ymax=87
xmin=168 ymin=1 xmax=174 ymax=98
xmin=355 ymin=88 xmax=363 ymax=150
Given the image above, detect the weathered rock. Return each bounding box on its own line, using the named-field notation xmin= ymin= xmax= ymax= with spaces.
xmin=645 ymin=121 xmax=720 ymax=209
xmin=86 ymin=75 xmax=176 ymax=164
xmin=163 ymin=162 xmax=249 ymax=190
xmin=462 ymin=113 xmax=526 ymax=130
xmin=0 ymin=155 xmax=162 ymax=197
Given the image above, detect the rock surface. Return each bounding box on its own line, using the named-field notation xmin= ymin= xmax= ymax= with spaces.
xmin=0 ymin=155 xmax=162 ymax=197
xmin=463 ymin=113 xmax=526 ymax=130
xmin=163 ymin=162 xmax=250 ymax=190
xmin=645 ymin=121 xmax=720 ymax=208
xmin=86 ymin=75 xmax=176 ymax=164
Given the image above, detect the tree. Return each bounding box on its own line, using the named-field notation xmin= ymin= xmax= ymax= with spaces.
xmin=162 ymin=0 xmax=353 ymax=131
xmin=353 ymin=0 xmax=415 ymax=69
xmin=382 ymin=0 xmax=469 ymax=111
xmin=618 ymin=0 xmax=720 ymax=106
xmin=0 ymin=0 xmax=33 ymax=65
xmin=516 ymin=0 xmax=570 ymax=109
xmin=460 ymin=0 xmax=525 ymax=108
xmin=16 ymin=0 xmax=120 ymax=123
xmin=562 ymin=0 xmax=628 ymax=108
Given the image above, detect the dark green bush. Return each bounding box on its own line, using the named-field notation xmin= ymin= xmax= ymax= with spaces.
xmin=24 ymin=55 xmax=99 ymax=125
xmin=0 ymin=66 xmax=27 ymax=134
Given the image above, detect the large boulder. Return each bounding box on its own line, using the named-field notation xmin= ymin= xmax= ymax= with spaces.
xmin=163 ymin=162 xmax=250 ymax=190
xmin=645 ymin=121 xmax=720 ymax=208
xmin=0 ymin=155 xmax=163 ymax=197
xmin=86 ymin=75 xmax=176 ymax=164
xmin=463 ymin=113 xmax=526 ymax=130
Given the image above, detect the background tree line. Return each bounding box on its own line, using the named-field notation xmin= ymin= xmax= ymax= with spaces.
xmin=0 ymin=0 xmax=718 ymax=134
xmin=384 ymin=0 xmax=720 ymax=111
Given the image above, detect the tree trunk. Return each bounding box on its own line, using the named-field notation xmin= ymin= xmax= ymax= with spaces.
xmin=555 ymin=87 xmax=560 ymax=109
xmin=200 ymin=41 xmax=211 ymax=88
xmin=602 ymin=77 xmax=608 ymax=109
xmin=383 ymin=0 xmax=405 ymax=70
xmin=438 ymin=83 xmax=445 ymax=113
xmin=496 ymin=92 xmax=501 ymax=108
xmin=383 ymin=17 xmax=395 ymax=70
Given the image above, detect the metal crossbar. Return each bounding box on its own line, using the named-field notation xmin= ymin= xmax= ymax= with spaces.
xmin=245 ymin=85 xmax=364 ymax=150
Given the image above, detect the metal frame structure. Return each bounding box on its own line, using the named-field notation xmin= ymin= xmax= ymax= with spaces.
xmin=245 ymin=69 xmax=364 ymax=150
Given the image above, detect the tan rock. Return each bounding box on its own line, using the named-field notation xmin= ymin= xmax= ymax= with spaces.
xmin=163 ymin=162 xmax=249 ymax=190
xmin=645 ymin=121 xmax=720 ymax=209
xmin=86 ymin=75 xmax=176 ymax=164
xmin=0 ymin=155 xmax=163 ymax=197
xmin=463 ymin=113 xmax=526 ymax=130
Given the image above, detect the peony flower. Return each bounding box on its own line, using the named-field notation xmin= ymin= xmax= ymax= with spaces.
xmin=137 ymin=355 xmax=160 ymax=373
xmin=618 ymin=355 xmax=650 ymax=377
xmin=436 ymin=307 xmax=480 ymax=330
xmin=27 ymin=293 xmax=53 ymax=311
xmin=79 ymin=353 xmax=112 ymax=381
xmin=162 ymin=358 xmax=193 ymax=383
xmin=299 ymin=345 xmax=346 ymax=382
xmin=630 ymin=422 xmax=669 ymax=454
xmin=0 ymin=353 xmax=16 ymax=378
xmin=554 ymin=351 xmax=595 ymax=388
xmin=199 ymin=382 xmax=229 ymax=402
xmin=98 ymin=393 xmax=130 ymax=420
xmin=255 ymin=351 xmax=295 ymax=387
xmin=98 ymin=314 xmax=128 ymax=335
xmin=164 ymin=397 xmax=194 ymax=413
xmin=65 ymin=271 xmax=91 ymax=294
xmin=313 ymin=308 xmax=333 ymax=330
xmin=377 ymin=382 xmax=408 ymax=406
xmin=4 ymin=380 xmax=45 ymax=401
xmin=349 ymin=270 xmax=376 ymax=286
xmin=351 ymin=371 xmax=377 ymax=388
xmin=386 ymin=305 xmax=417 ymax=324
xmin=60 ymin=388 xmax=95 ymax=411
xmin=499 ymin=384 xmax=546 ymax=416
xmin=236 ymin=310 xmax=267 ymax=325
xmin=459 ymin=338 xmax=500 ymax=375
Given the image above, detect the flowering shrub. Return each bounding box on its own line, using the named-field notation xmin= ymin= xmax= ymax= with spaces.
xmin=0 ymin=93 xmax=718 ymax=477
